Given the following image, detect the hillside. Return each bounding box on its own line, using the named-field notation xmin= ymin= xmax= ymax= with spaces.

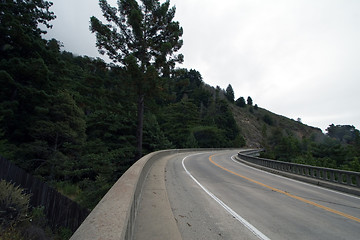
xmin=230 ymin=104 xmax=323 ymax=148
xmin=200 ymin=83 xmax=323 ymax=148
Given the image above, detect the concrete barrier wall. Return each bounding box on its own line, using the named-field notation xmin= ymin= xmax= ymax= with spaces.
xmin=238 ymin=151 xmax=360 ymax=195
xmin=70 ymin=148 xmax=221 ymax=240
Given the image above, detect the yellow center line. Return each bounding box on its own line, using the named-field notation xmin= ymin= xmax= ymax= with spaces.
xmin=209 ymin=154 xmax=360 ymax=223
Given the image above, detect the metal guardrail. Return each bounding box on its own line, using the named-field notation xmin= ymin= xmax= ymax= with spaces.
xmin=238 ymin=151 xmax=360 ymax=188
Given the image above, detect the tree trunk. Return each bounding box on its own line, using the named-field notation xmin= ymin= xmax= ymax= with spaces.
xmin=136 ymin=94 xmax=145 ymax=160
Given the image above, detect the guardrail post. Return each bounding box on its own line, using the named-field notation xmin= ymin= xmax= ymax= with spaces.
xmin=326 ymin=170 xmax=330 ymax=181
xmin=330 ymin=171 xmax=334 ymax=182
xmin=347 ymin=174 xmax=351 ymax=186
xmin=336 ymin=171 xmax=340 ymax=183
xmin=339 ymin=173 xmax=344 ymax=184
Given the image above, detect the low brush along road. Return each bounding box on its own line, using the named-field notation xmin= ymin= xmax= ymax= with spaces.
xmin=134 ymin=150 xmax=360 ymax=240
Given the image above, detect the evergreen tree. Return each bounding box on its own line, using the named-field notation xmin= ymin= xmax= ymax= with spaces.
xmin=191 ymin=126 xmax=225 ymax=148
xmin=213 ymin=99 xmax=240 ymax=145
xmin=185 ymin=69 xmax=203 ymax=88
xmin=158 ymin=100 xmax=200 ymax=147
xmin=90 ymin=0 xmax=183 ymax=159
xmin=0 ymin=0 xmax=55 ymax=59
xmin=326 ymin=124 xmax=360 ymax=144
xmin=247 ymin=96 xmax=253 ymax=106
xmin=225 ymin=84 xmax=235 ymax=102
xmin=235 ymin=97 xmax=246 ymax=108
xmin=23 ymin=90 xmax=86 ymax=181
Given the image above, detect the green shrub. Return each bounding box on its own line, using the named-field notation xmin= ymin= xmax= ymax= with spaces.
xmin=78 ymin=176 xmax=112 ymax=209
xmin=0 ymin=226 xmax=24 ymax=240
xmin=29 ymin=206 xmax=47 ymax=228
xmin=0 ymin=180 xmax=31 ymax=228
xmin=263 ymin=114 xmax=274 ymax=126
xmin=0 ymin=186 xmax=56 ymax=240
xmin=191 ymin=126 xmax=226 ymax=148
xmin=55 ymin=181 xmax=81 ymax=201
xmin=56 ymin=227 xmax=72 ymax=240
xmin=233 ymin=135 xmax=246 ymax=147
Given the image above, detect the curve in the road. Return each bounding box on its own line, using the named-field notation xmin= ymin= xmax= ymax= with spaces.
xmin=208 ymin=154 xmax=360 ymax=224
xmin=176 ymin=151 xmax=360 ymax=239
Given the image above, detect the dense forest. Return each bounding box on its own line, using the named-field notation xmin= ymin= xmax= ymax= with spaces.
xmin=1 ymin=1 xmax=360 ymax=238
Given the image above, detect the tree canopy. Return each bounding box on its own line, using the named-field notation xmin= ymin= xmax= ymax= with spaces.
xmin=326 ymin=124 xmax=360 ymax=145
xmin=236 ymin=97 xmax=246 ymax=108
xmin=247 ymin=96 xmax=253 ymax=106
xmin=225 ymin=84 xmax=235 ymax=102
xmin=0 ymin=0 xmax=55 ymax=59
xmin=90 ymin=0 xmax=184 ymax=158
xmin=90 ymin=0 xmax=183 ymax=72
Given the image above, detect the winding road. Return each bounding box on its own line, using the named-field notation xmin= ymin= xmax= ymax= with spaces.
xmin=164 ymin=150 xmax=360 ymax=240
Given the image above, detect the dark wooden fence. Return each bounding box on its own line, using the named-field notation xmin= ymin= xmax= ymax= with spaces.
xmin=0 ymin=156 xmax=89 ymax=232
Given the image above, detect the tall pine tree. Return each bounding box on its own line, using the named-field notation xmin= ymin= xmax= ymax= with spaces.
xmin=90 ymin=0 xmax=183 ymax=158
xmin=225 ymin=84 xmax=234 ymax=102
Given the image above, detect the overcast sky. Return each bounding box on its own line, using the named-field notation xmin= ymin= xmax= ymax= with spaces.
xmin=46 ymin=0 xmax=360 ymax=132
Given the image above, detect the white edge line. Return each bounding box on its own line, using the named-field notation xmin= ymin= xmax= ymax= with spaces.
xmin=182 ymin=153 xmax=270 ymax=240
xmin=231 ymin=155 xmax=360 ymax=200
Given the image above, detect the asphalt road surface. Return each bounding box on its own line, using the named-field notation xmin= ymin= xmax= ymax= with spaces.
xmin=165 ymin=150 xmax=360 ymax=240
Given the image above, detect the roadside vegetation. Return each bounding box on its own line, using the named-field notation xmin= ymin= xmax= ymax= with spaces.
xmin=0 ymin=180 xmax=71 ymax=240
xmin=260 ymin=124 xmax=360 ymax=172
